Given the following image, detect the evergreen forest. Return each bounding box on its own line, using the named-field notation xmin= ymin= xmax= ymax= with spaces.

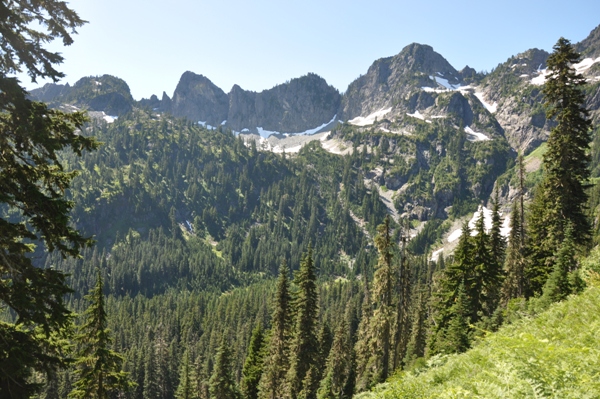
xmin=2 ymin=2 xmax=600 ymax=398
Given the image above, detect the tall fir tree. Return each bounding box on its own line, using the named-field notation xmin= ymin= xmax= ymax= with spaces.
xmin=209 ymin=336 xmax=241 ymax=399
xmin=502 ymin=200 xmax=526 ymax=302
xmin=527 ymin=37 xmax=592 ymax=296
xmin=489 ymin=188 xmax=506 ymax=268
xmin=175 ymin=350 xmax=195 ymax=399
xmin=258 ymin=261 xmax=292 ymax=399
xmin=542 ymin=224 xmax=577 ymax=303
xmin=356 ymin=216 xmax=397 ymax=389
xmin=316 ymin=321 xmax=353 ymax=399
xmin=392 ymin=221 xmax=411 ymax=370
xmin=428 ymin=220 xmax=474 ymax=355
xmin=442 ymin=281 xmax=471 ymax=354
xmin=241 ymin=325 xmax=266 ymax=399
xmin=70 ymin=270 xmax=134 ymax=399
xmin=354 ymin=276 xmax=374 ymax=393
xmin=285 ymin=245 xmax=319 ymax=399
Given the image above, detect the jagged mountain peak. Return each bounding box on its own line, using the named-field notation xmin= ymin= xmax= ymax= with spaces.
xmin=339 ymin=43 xmax=463 ymax=123
xmin=170 ymin=71 xmax=229 ymax=126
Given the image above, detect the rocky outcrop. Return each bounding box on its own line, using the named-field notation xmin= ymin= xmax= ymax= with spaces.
xmin=226 ymin=73 xmax=340 ymax=133
xmin=28 ymin=75 xmax=134 ymax=116
xmin=478 ymin=48 xmax=551 ymax=154
xmin=339 ymin=43 xmax=461 ymax=121
xmin=170 ymin=72 xmax=229 ymax=126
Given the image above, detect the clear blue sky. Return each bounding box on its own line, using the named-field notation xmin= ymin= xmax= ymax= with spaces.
xmin=20 ymin=0 xmax=600 ymax=100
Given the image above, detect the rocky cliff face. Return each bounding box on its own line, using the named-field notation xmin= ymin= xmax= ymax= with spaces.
xmin=477 ymin=48 xmax=551 ymax=154
xmin=339 ymin=43 xmax=462 ymax=122
xmin=29 ymin=75 xmax=134 ymax=116
xmin=170 ymin=72 xmax=229 ymax=127
xmin=226 ymin=73 xmax=340 ymax=133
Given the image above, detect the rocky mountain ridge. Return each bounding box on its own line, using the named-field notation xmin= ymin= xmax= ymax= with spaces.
xmin=29 ymin=24 xmax=600 ymax=155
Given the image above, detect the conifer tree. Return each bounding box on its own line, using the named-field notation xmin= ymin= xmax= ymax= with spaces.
xmin=70 ymin=270 xmax=134 ymax=398
xmin=392 ymin=221 xmax=411 ymax=370
xmin=355 ymin=216 xmax=396 ymax=389
xmin=285 ymin=246 xmax=319 ymax=399
xmin=354 ymin=277 xmax=374 ymax=393
xmin=502 ymin=200 xmax=526 ymax=302
xmin=403 ymin=286 xmax=428 ymax=367
xmin=428 ymin=220 xmax=474 ymax=355
xmin=175 ymin=350 xmax=195 ymax=399
xmin=489 ymin=188 xmax=506 ymax=268
xmin=0 ymin=2 xmax=98 ymax=394
xmin=473 ymin=207 xmax=502 ymax=318
xmin=527 ymin=37 xmax=592 ymax=296
xmin=258 ymin=261 xmax=292 ymax=399
xmin=241 ymin=325 xmax=266 ymax=399
xmin=317 ymin=322 xmax=352 ymax=399
xmin=209 ymin=336 xmax=241 ymax=399
xmin=443 ymin=281 xmax=471 ymax=354
xmin=542 ymin=224 xmax=577 ymax=303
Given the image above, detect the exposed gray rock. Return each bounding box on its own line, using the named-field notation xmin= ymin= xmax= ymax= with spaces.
xmin=226 ymin=73 xmax=340 ymax=133
xmin=170 ymin=71 xmax=229 ymax=126
xmin=339 ymin=43 xmax=461 ymax=122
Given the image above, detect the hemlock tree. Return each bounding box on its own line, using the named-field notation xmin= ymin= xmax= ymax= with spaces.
xmin=70 ymin=271 xmax=134 ymax=398
xmin=0 ymin=1 xmax=98 ymax=395
xmin=527 ymin=37 xmax=592 ymax=296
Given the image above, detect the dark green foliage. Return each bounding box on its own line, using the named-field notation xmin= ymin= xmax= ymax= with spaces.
xmin=0 ymin=2 xmax=97 ymax=396
xmin=502 ymin=201 xmax=526 ymax=302
xmin=317 ymin=322 xmax=353 ymax=399
xmin=285 ymin=245 xmax=320 ymax=399
xmin=443 ymin=282 xmax=471 ymax=354
xmin=541 ymin=225 xmax=577 ymax=303
xmin=527 ymin=38 xmax=592 ymax=296
xmin=70 ymin=271 xmax=134 ymax=398
xmin=241 ymin=325 xmax=266 ymax=399
xmin=354 ymin=217 xmax=396 ymax=391
xmin=175 ymin=350 xmax=195 ymax=399
xmin=209 ymin=337 xmax=241 ymax=399
xmin=259 ymin=262 xmax=292 ymax=399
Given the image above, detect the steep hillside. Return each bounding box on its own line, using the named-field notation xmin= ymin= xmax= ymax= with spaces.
xmin=355 ymin=281 xmax=600 ymax=398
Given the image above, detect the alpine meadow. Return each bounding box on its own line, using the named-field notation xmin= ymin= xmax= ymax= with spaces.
xmin=3 ymin=1 xmax=600 ymax=398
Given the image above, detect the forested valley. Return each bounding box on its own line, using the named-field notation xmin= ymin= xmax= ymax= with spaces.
xmin=3 ymin=2 xmax=600 ymax=398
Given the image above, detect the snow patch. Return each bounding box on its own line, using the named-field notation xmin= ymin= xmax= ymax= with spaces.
xmin=103 ymin=113 xmax=117 ymax=124
xmin=348 ymin=108 xmax=392 ymax=126
xmin=221 ymin=120 xmax=227 ymax=125
xmin=256 ymin=115 xmax=337 ymax=138
xmin=464 ymin=126 xmax=490 ymax=141
xmin=406 ymin=110 xmax=425 ymax=120
xmin=447 ymin=206 xmax=511 ymax=243
xmin=473 ymin=92 xmax=498 ymax=113
xmin=574 ymin=56 xmax=600 ymax=74
xmin=431 ymin=75 xmax=461 ymax=90
xmin=198 ymin=121 xmax=216 ymax=130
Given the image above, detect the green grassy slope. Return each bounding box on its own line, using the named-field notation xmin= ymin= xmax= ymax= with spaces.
xmin=356 ymin=283 xmax=600 ymax=398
